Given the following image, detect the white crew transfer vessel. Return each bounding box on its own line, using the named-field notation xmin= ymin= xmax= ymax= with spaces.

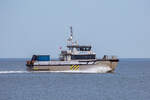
xmin=26 ymin=27 xmax=119 ymax=73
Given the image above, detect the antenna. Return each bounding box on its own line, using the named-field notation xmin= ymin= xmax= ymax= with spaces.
xmin=70 ymin=26 xmax=73 ymax=40
xmin=70 ymin=26 xmax=73 ymax=33
xmin=67 ymin=26 xmax=73 ymax=45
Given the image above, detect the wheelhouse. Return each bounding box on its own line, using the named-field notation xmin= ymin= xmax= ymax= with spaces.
xmin=59 ymin=26 xmax=96 ymax=61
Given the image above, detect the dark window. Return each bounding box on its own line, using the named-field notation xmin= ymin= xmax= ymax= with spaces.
xmin=71 ymin=55 xmax=95 ymax=60
xmin=80 ymin=48 xmax=84 ymax=51
xmin=79 ymin=47 xmax=91 ymax=51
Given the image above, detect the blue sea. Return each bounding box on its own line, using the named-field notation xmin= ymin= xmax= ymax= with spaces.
xmin=0 ymin=58 xmax=150 ymax=100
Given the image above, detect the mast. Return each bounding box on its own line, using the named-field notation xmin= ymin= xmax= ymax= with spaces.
xmin=67 ymin=26 xmax=73 ymax=45
xmin=70 ymin=26 xmax=73 ymax=40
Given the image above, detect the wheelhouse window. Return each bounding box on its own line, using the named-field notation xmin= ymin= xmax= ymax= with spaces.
xmin=79 ymin=47 xmax=91 ymax=51
xmin=71 ymin=55 xmax=95 ymax=60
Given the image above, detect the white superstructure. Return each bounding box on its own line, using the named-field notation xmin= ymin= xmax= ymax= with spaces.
xmin=60 ymin=26 xmax=96 ymax=61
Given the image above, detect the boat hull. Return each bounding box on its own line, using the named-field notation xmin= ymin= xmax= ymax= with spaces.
xmin=27 ymin=60 xmax=118 ymax=73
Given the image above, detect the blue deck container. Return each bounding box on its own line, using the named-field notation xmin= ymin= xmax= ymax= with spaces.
xmin=37 ymin=55 xmax=50 ymax=61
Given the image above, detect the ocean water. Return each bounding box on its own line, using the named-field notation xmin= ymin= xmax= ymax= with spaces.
xmin=0 ymin=58 xmax=150 ymax=100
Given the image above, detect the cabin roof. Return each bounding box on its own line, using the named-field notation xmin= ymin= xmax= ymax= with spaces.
xmin=67 ymin=45 xmax=91 ymax=48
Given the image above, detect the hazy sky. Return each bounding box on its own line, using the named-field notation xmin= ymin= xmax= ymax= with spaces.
xmin=0 ymin=0 xmax=150 ymax=58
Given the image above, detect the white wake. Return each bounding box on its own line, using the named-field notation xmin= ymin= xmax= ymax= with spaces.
xmin=0 ymin=71 xmax=30 ymax=74
xmin=61 ymin=66 xmax=111 ymax=73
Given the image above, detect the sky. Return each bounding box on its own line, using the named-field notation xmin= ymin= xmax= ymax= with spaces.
xmin=0 ymin=0 xmax=150 ymax=58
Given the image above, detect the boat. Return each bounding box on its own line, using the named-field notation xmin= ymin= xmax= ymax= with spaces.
xmin=26 ymin=27 xmax=119 ymax=73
